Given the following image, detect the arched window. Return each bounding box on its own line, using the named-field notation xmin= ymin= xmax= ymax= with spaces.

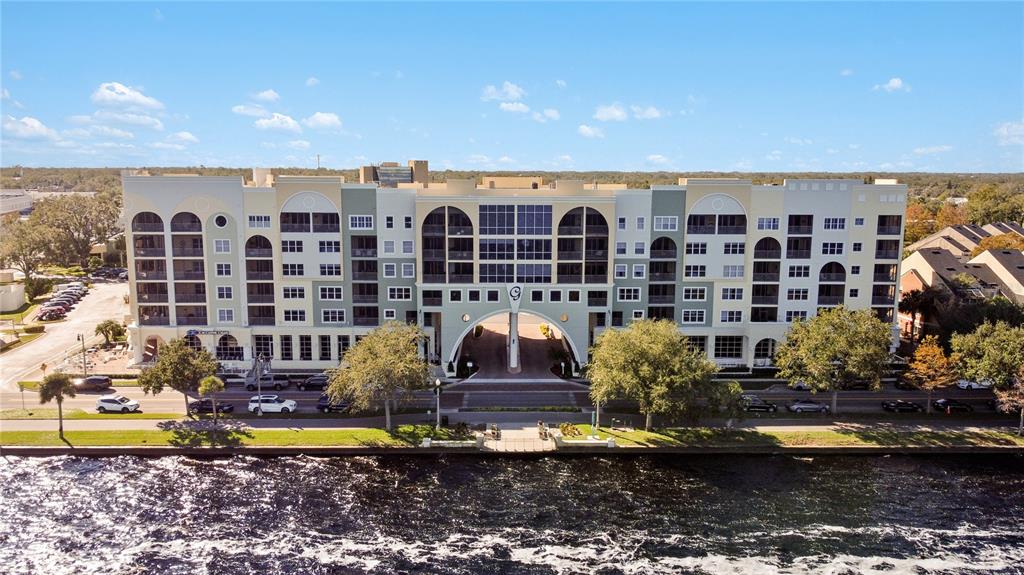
xmin=216 ymin=334 xmax=243 ymax=361
xmin=245 ymin=235 xmax=272 ymax=258
xmin=170 ymin=212 xmax=202 ymax=232
xmin=753 ymin=237 xmax=782 ymax=259
xmin=132 ymin=212 xmax=164 ymax=232
xmin=819 ymin=262 xmax=847 ymax=283
xmin=183 ymin=334 xmax=202 ymax=352
xmin=650 ymin=237 xmax=677 ymax=259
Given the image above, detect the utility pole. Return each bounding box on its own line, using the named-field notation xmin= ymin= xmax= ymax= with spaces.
xmin=77 ymin=334 xmax=87 ymax=376
xmin=316 ymin=154 xmax=321 ymax=170
xmin=434 ymin=378 xmax=442 ymax=431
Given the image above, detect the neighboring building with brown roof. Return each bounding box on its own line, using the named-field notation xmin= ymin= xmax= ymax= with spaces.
xmin=906 ymin=221 xmax=1024 ymax=258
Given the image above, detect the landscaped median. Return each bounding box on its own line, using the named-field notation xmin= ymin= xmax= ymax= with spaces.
xmin=0 ymin=408 xmax=180 ymax=420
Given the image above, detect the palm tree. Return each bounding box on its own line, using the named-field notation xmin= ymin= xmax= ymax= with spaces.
xmin=94 ymin=320 xmax=124 ymax=347
xmin=37 ymin=373 xmax=76 ymax=441
xmin=198 ymin=375 xmax=225 ymax=425
xmin=899 ymin=290 xmax=925 ymax=341
xmin=899 ymin=286 xmax=946 ymax=342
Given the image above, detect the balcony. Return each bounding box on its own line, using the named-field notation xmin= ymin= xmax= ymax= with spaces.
xmin=176 ymin=294 xmax=206 ymax=303
xmin=352 ymin=272 xmax=377 ymax=281
xmin=313 ymin=224 xmax=340 ymax=233
xmin=584 ymin=250 xmax=607 ymax=259
xmin=558 ymin=251 xmax=583 ymax=260
xmin=448 ymin=274 xmax=474 ymax=283
xmin=247 ymin=316 xmax=276 ymax=326
xmin=752 ymin=272 xmax=780 ymax=282
xmin=247 ymin=294 xmax=274 ymax=303
xmin=448 ymin=250 xmax=474 ymax=261
xmin=650 ymin=250 xmax=677 ymax=259
xmin=587 ymin=296 xmax=608 ymax=307
xmin=351 ymin=248 xmax=377 ymax=258
xmin=873 ymin=273 xmax=896 ymax=283
xmin=788 ymin=225 xmax=813 ymax=235
xmin=786 ymin=250 xmax=811 ymax=259
xmin=558 ymin=275 xmax=582 ymax=283
xmin=447 ymin=225 xmax=473 ymax=236
xmin=872 ymin=296 xmax=896 ymax=306
xmin=422 ymin=224 xmax=446 ymax=236
xmin=245 ymin=248 xmax=272 ymax=258
xmin=877 ymin=226 xmax=902 ymax=235
xmin=353 ymin=294 xmax=378 ymax=304
xmin=584 ymin=275 xmax=607 ymax=284
xmin=171 ymin=222 xmax=202 ymax=233
xmin=134 ymin=247 xmax=165 ymax=257
xmin=876 ymin=250 xmax=900 ymax=260
xmin=423 ymin=249 xmax=446 ymax=259
xmin=136 ymin=271 xmax=167 ymax=281
xmin=176 ymin=316 xmax=209 ymax=326
xmin=171 ymin=247 xmax=204 ymax=257
xmin=174 ymin=270 xmax=205 ymax=280
xmin=557 ymin=225 xmax=582 ymax=236
xmin=423 ymin=296 xmax=442 ymax=306
xmin=281 ymin=223 xmax=310 ymax=233
xmin=649 ymin=295 xmax=675 ymax=304
xmin=819 ymin=273 xmax=846 ymax=282
xmin=817 ymin=296 xmax=844 ymax=305
xmin=353 ymin=317 xmax=379 ymax=327
xmin=423 ymin=274 xmax=446 ymax=283
xmin=649 ymin=273 xmax=676 ymax=282
xmin=246 ymin=270 xmax=273 ymax=280
xmin=752 ymin=296 xmax=778 ymax=305
xmin=132 ymin=222 xmax=163 ymax=232
xmin=586 ymin=224 xmax=609 ymax=235
xmin=753 ymin=249 xmax=781 ymax=259
xmin=717 ymin=226 xmax=746 ymax=234
xmin=136 ymin=293 xmax=168 ymax=303
xmin=139 ymin=316 xmax=170 ymax=326
xmin=687 ymin=225 xmax=715 ymax=234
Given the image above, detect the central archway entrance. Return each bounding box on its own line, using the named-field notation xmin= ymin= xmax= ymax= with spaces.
xmin=455 ymin=311 xmax=578 ymax=380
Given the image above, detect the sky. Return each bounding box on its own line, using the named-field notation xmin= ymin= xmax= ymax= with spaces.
xmin=1 ymin=2 xmax=1022 ymax=172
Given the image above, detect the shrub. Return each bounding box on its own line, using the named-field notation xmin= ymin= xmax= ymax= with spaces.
xmin=24 ymin=277 xmax=52 ymax=300
xmin=87 ymin=256 xmax=103 ymax=270
xmin=473 ymin=324 xmax=484 ymax=338
xmin=22 ymin=325 xmax=45 ymax=334
xmin=559 ymin=422 xmax=582 ymax=437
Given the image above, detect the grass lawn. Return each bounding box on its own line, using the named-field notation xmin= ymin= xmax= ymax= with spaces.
xmin=0 ymin=303 xmax=38 ymax=322
xmin=0 ymin=424 xmax=459 ymax=447
xmin=16 ymin=379 xmax=139 ymax=391
xmin=576 ymin=425 xmax=1024 ymax=448
xmin=0 ymin=408 xmax=181 ymax=420
xmin=0 ymin=332 xmax=43 ymax=355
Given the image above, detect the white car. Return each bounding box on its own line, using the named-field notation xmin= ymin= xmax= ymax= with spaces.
xmin=248 ymin=395 xmax=297 ymax=414
xmin=96 ymin=394 xmax=140 ymax=413
xmin=957 ymin=379 xmax=993 ymax=390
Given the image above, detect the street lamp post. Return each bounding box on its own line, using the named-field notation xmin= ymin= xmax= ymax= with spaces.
xmin=255 ymin=353 xmax=265 ymax=416
xmin=76 ymin=334 xmax=87 ymax=376
xmin=434 ymin=378 xmax=442 ymax=431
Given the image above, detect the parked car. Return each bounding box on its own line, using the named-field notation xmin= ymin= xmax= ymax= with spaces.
xmin=317 ymin=393 xmax=350 ymax=413
xmin=248 ymin=395 xmax=297 ymax=414
xmin=933 ymin=398 xmax=974 ymax=413
xmin=298 ymin=374 xmax=328 ymax=391
xmin=216 ymin=373 xmax=247 ymax=387
xmin=843 ymin=380 xmax=873 ymax=391
xmin=790 ymin=380 xmax=812 ymax=391
xmin=787 ymin=399 xmax=830 ymax=414
xmin=117 ymin=271 xmax=129 ymax=280
xmin=37 ymin=309 xmax=65 ymax=321
xmin=187 ymin=398 xmax=235 ymax=414
xmin=956 ymin=379 xmax=993 ymax=390
xmin=741 ymin=394 xmax=777 ymax=413
xmin=96 ymin=394 xmax=140 ymax=413
xmin=73 ymin=375 xmax=112 ymax=391
xmin=245 ymin=373 xmax=290 ymax=391
xmin=882 ymin=399 xmax=924 ymax=413
xmin=53 ymin=291 xmax=80 ymax=301
xmin=40 ymin=302 xmax=70 ymax=312
xmin=987 ymin=398 xmax=1014 ymax=414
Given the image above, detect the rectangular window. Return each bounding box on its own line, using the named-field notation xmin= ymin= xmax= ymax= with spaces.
xmin=319 ymin=286 xmax=343 ymax=300
xmin=852 ymin=242 xmax=862 ymax=252
xmin=568 ymin=290 xmax=581 ymax=302
xmin=388 ymin=287 xmax=412 ymax=301
xmin=632 ymin=309 xmax=645 ymax=320
xmin=215 ymin=263 xmax=231 ymax=277
xmin=479 ymin=239 xmax=514 ymax=260
xmin=685 ymin=242 xmax=707 ymax=255
xmin=282 ymin=263 xmax=303 ymax=276
xmin=385 ymin=216 xmax=394 ymax=229
xmin=404 ymin=216 xmax=413 ymax=229
xmin=682 ymin=287 xmax=706 ymax=301
xmin=724 ymin=242 xmax=745 ymax=255
xmin=614 ymin=264 xmax=627 ymax=279
xmin=349 ymin=215 xmax=374 ymax=230
xmin=849 ymin=288 xmax=859 ymax=297
xmin=824 ymin=217 xmax=846 ymax=230
xmin=383 ymin=263 xmax=396 ymax=278
xmin=337 ymin=335 xmax=351 ymax=358
xmin=487 ymin=289 xmax=500 ymax=302
xmin=320 ymin=264 xmax=341 ymax=276
xmin=516 ymin=239 xmax=552 ymax=260
xmin=636 ymin=216 xmax=646 ymax=230
xmin=401 ymin=262 xmax=415 ymax=278
xmin=383 ymin=240 xmax=395 ymax=254
xmin=319 ymin=240 xmax=340 ymax=253
xmin=684 ymin=265 xmax=706 ymax=278
xmin=633 ymin=242 xmax=645 ymax=255
xmin=851 ymin=265 xmax=861 ymax=275
xmin=654 ymin=216 xmax=678 ymax=231
xmin=714 ymin=336 xmax=744 ymax=358
xmin=217 ymin=309 xmax=234 ymax=323
xmin=449 ymin=290 xmax=462 ymax=302
xmin=515 ymin=263 xmax=552 ymax=283
xmin=214 ymin=239 xmax=231 ymax=254
xmin=788 ymin=265 xmax=810 ymax=278
xmin=480 ymin=263 xmax=514 ymax=283
xmin=757 ymin=217 xmax=779 ymax=230
xmin=254 ymin=335 xmax=273 ymax=358
xmin=248 ymin=215 xmax=271 ymax=229
xmin=217 ymin=286 xmax=233 ymax=300
xmin=280 ymin=335 xmax=293 ymax=360
xmin=786 ymin=310 xmax=808 ymax=322
xmin=468 ymin=289 xmax=481 ymax=302
xmin=617 ymin=287 xmax=641 ymax=301
xmin=479 ymin=205 xmax=515 ymax=235
xmin=722 ymin=288 xmax=743 ymax=300
xmin=681 ymin=310 xmax=706 ymax=323
xmin=787 ymin=288 xmax=809 ymax=301
xmin=531 ymin=289 xmax=544 ymax=303
xmin=615 ymin=242 xmax=627 ymax=255
xmin=822 ymin=242 xmax=844 ymax=255
xmin=402 ymin=240 xmax=414 ymax=254
xmin=549 ymin=290 xmax=562 ymax=302
xmin=283 ymin=286 xmax=305 ymax=299
xmin=722 ymin=265 xmax=744 ymax=278
xmin=612 ymin=311 xmax=623 ymax=327
xmin=299 ymin=335 xmax=312 ymax=361
xmin=855 ymin=217 xmax=865 ymax=226
xmin=632 ymin=264 xmax=646 ymax=279
xmin=516 ymin=205 xmax=552 ymax=235
xmin=284 ymin=309 xmax=306 ymax=322
xmin=322 ymin=309 xmax=346 ymax=323
xmin=720 ymin=310 xmax=743 ymax=323
xmin=617 ymin=217 xmax=626 ymax=230
xmin=319 ymin=335 xmax=332 ymax=361
xmin=384 ymin=309 xmax=397 ymax=320
xmin=281 ymin=240 xmax=302 ymax=253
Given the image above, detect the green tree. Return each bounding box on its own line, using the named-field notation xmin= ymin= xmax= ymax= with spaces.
xmin=326 ymin=321 xmax=429 ymax=431
xmin=138 ymin=338 xmax=219 ymax=416
xmin=995 ymin=380 xmax=1024 ymax=436
xmin=37 ymin=373 xmax=76 ymax=440
xmin=774 ymin=307 xmax=892 ymax=414
xmin=898 ymin=286 xmax=946 ymax=341
xmin=94 ymin=320 xmax=125 ymax=346
xmin=588 ymin=319 xmax=721 ymax=431
xmin=0 ymin=219 xmax=49 ymax=284
xmin=906 ymin=335 xmax=958 ymax=414
xmin=198 ymin=375 xmax=225 ymax=425
xmin=32 ymin=194 xmax=121 ymax=266
xmin=951 ymin=322 xmax=1024 ymax=389
xmin=966 ymin=184 xmax=1024 ymax=225
xmin=969 ymin=233 xmax=1024 ymax=257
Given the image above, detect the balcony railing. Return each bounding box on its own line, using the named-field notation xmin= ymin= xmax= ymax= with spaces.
xmin=448 ymin=250 xmax=474 ymax=261
xmin=247 ymin=316 xmax=276 ymax=326
xmin=246 ymin=270 xmax=273 ymax=280
xmin=872 ymin=296 xmax=896 ymax=305
xmin=586 ymin=224 xmax=609 ymax=235
xmin=176 ymin=294 xmax=206 ymax=303
xmin=649 ymin=250 xmax=677 ymax=259
xmin=558 ymin=225 xmax=583 ymax=236
xmin=423 ymin=274 xmax=446 ymax=283
xmin=353 ymin=295 xmax=378 ymax=304
xmin=134 ymin=247 xmax=165 ymax=257
xmin=136 ymin=271 xmax=167 ymax=281
xmin=171 ymin=223 xmax=202 ymax=232
xmin=422 ymin=224 xmax=446 ymax=236
xmin=584 ymin=250 xmax=608 ymax=259
xmin=558 ymin=275 xmax=582 ymax=283
xmin=176 ymin=316 xmax=208 ymax=326
xmin=352 ymin=272 xmax=377 ymax=281
xmin=558 ymin=251 xmax=583 ymax=260
xmin=718 ymin=226 xmax=746 ymax=234
xmin=788 ymin=225 xmax=813 ymax=235
xmin=423 ymin=296 xmax=442 ymax=306
xmin=136 ymin=293 xmax=168 ymax=303
xmin=753 ymin=249 xmax=781 ymax=259
xmin=876 ymin=250 xmax=900 ymax=260
xmin=687 ymin=225 xmax=715 ymax=234
xmin=877 ymin=226 xmax=902 ymax=235
xmin=584 ymin=275 xmax=608 ymax=284
xmin=448 ymin=274 xmax=474 ymax=283
xmin=819 ymin=273 xmax=847 ymax=282
xmin=587 ymin=297 xmax=608 ymax=307
xmin=247 ymin=294 xmax=274 ymax=303
xmin=649 ymin=273 xmax=676 ymax=282
xmin=786 ymin=249 xmax=811 ymax=259
xmin=139 ymin=316 xmax=170 ymax=326
xmin=752 ymin=272 xmax=780 ymax=282
xmin=351 ymin=248 xmax=377 ymax=257
xmin=649 ymin=295 xmax=675 ymax=304
xmin=172 ymin=247 xmax=204 ymax=257
xmin=817 ymin=296 xmax=844 ymax=305
xmin=313 ymin=224 xmax=340 ymax=233
xmin=133 ymin=223 xmax=163 ymax=232
xmin=873 ymin=274 xmax=896 ymax=283
xmin=422 ymin=249 xmax=446 ymax=260
xmin=448 ymin=225 xmax=473 ymax=236
xmin=245 ymin=248 xmax=272 ymax=258
xmin=174 ymin=270 xmax=205 ymax=280
xmin=280 ymin=223 xmax=311 ymax=233
xmin=353 ymin=317 xmax=379 ymax=327
xmin=752 ymin=296 xmax=778 ymax=305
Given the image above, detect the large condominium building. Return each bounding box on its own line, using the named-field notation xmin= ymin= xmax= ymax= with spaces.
xmin=123 ymin=170 xmax=906 ymax=376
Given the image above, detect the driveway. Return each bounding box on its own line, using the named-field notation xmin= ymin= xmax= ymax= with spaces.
xmin=460 ymin=314 xmax=566 ymax=380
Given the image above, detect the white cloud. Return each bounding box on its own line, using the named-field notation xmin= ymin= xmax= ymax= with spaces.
xmin=578 ymin=124 xmax=604 ymax=139
xmin=232 ymin=103 xmax=269 ymax=118
xmin=286 ymin=140 xmax=311 ymax=150
xmin=555 ymin=79 xmax=567 ymax=88
xmin=2 ymin=115 xmax=57 ymax=139
xmin=93 ymin=110 xmax=164 ymax=130
xmin=913 ymin=144 xmax=953 ymax=155
xmin=153 ymin=8 xmax=164 ymax=21
xmin=873 ymin=77 xmax=910 ymax=92
xmin=301 ymin=111 xmax=342 ymax=129
xmin=784 ymin=136 xmax=813 ymax=146
xmin=646 ymin=154 xmax=669 ymax=165
xmin=631 ymin=105 xmax=663 ymax=120
xmin=467 ymin=154 xmax=491 ymax=164
xmin=481 ymin=81 xmax=526 ymax=102
xmin=254 ymin=113 xmax=302 ymax=133
xmin=532 ymin=108 xmax=560 ymax=123
xmin=826 ymin=148 xmax=839 ymax=155
xmin=594 ymin=103 xmax=627 ymax=122
xmin=168 ymin=131 xmax=199 ymax=144
xmin=63 ymin=125 xmax=134 ymax=140
xmin=848 ymin=143 xmax=861 ymax=150
xmin=9 ymin=70 xmax=22 ymax=80
xmin=253 ymin=89 xmax=280 ymax=102
xmin=305 ymin=77 xmax=320 ymax=87
xmin=91 ymin=82 xmax=164 ymax=109
xmin=765 ymin=150 xmax=783 ymax=161
xmin=994 ymin=121 xmax=1024 ymax=146
xmin=556 ymin=154 xmax=573 ymax=163
xmin=497 ymin=155 xmax=515 ymax=164
xmin=840 ymin=68 xmax=854 ymax=76
xmin=148 ymin=142 xmax=185 ymax=150
xmin=499 ymin=102 xmax=530 ymax=113
xmin=1 ymin=88 xmax=8 ymax=99
xmin=94 ymin=142 xmax=135 ymax=149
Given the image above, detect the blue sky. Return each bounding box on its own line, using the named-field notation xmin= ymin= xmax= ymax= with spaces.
xmin=2 ymin=2 xmax=1022 ymax=172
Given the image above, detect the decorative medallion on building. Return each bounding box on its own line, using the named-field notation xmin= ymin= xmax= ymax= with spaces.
xmin=507 ymin=284 xmax=523 ymax=313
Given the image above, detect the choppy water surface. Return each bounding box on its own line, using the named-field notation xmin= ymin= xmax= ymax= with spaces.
xmin=0 ymin=455 xmax=1022 ymax=574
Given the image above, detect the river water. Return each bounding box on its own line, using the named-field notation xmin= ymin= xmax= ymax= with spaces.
xmin=0 ymin=455 xmax=1022 ymax=574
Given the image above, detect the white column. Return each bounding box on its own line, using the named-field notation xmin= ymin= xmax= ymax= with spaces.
xmin=508 ymin=311 xmax=521 ymax=373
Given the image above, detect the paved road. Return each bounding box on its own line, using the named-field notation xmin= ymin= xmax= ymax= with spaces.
xmin=1 ymin=281 xmax=129 ymax=389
